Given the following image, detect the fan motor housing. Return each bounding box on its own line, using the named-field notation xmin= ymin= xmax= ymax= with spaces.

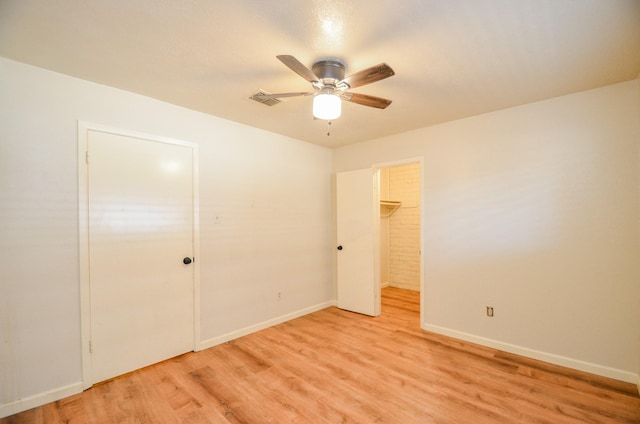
xmin=312 ymin=60 xmax=345 ymax=83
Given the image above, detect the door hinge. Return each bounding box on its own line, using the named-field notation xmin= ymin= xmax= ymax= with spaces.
xmin=85 ymin=151 xmax=89 ymax=164
xmin=89 ymin=340 xmax=93 ymax=353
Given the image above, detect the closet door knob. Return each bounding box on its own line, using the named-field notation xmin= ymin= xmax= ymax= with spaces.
xmin=183 ymin=257 xmax=192 ymax=265
xmin=337 ymin=245 xmax=343 ymax=251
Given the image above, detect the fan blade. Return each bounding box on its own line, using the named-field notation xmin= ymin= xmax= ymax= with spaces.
xmin=341 ymin=92 xmax=392 ymax=109
xmin=276 ymin=55 xmax=320 ymax=84
xmin=251 ymin=91 xmax=313 ymax=100
xmin=340 ymin=63 xmax=395 ymax=89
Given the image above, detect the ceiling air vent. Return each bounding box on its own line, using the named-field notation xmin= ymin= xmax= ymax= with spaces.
xmin=249 ymin=90 xmax=282 ymax=107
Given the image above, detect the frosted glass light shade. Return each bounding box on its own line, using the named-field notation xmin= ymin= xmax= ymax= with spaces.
xmin=313 ymin=92 xmax=341 ymax=120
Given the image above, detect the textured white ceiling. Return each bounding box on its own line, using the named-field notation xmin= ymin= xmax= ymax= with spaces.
xmin=1 ymin=0 xmax=639 ymax=147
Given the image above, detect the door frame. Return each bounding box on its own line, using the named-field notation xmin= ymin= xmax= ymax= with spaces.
xmin=372 ymin=157 xmax=425 ymax=326
xmin=77 ymin=121 xmax=200 ymax=389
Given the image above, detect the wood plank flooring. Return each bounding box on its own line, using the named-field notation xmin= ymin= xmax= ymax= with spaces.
xmin=3 ymin=287 xmax=639 ymax=423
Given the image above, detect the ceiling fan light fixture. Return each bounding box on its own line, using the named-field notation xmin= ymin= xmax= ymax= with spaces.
xmin=313 ymin=89 xmax=341 ymax=120
xmin=269 ymin=55 xmax=394 ymax=122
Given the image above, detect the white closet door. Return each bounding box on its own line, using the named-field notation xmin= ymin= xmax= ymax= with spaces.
xmin=88 ymin=129 xmax=195 ymax=384
xmin=336 ymin=169 xmax=380 ymax=316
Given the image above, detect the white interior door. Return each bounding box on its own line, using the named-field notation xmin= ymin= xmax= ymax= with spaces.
xmin=336 ymin=169 xmax=380 ymax=316
xmin=87 ymin=129 xmax=195 ymax=384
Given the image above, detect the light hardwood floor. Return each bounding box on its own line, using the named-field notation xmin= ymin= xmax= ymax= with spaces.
xmin=3 ymin=287 xmax=639 ymax=423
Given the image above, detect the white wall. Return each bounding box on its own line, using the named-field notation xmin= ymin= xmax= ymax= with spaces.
xmin=0 ymin=57 xmax=333 ymax=416
xmin=637 ymin=76 xmax=640 ymax=394
xmin=334 ymin=80 xmax=640 ymax=383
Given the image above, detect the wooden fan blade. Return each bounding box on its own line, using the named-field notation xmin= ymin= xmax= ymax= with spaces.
xmin=340 ymin=63 xmax=395 ymax=89
xmin=276 ymin=55 xmax=320 ymax=84
xmin=341 ymin=92 xmax=392 ymax=109
xmin=251 ymin=91 xmax=313 ymax=99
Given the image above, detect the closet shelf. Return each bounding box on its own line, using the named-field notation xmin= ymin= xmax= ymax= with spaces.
xmin=380 ymin=200 xmax=401 ymax=217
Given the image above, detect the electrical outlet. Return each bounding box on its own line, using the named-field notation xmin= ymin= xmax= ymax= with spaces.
xmin=486 ymin=306 xmax=494 ymax=317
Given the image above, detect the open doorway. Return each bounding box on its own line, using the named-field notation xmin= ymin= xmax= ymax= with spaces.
xmin=377 ymin=161 xmax=422 ymax=319
xmin=335 ymin=160 xmax=423 ymax=321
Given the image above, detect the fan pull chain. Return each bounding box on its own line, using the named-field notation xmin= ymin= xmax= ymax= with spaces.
xmin=327 ymin=121 xmax=332 ymax=136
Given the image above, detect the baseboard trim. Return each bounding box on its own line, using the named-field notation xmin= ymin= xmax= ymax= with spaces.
xmin=389 ymin=283 xmax=419 ymax=291
xmin=0 ymin=382 xmax=83 ymax=419
xmin=198 ymin=300 xmax=336 ymax=351
xmin=423 ymin=323 xmax=638 ymax=385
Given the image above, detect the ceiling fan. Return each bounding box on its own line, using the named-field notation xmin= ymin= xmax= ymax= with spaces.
xmin=252 ymin=55 xmax=395 ymax=120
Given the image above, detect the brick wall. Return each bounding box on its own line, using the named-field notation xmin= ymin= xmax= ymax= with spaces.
xmin=388 ymin=163 xmax=420 ymax=291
